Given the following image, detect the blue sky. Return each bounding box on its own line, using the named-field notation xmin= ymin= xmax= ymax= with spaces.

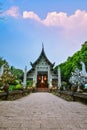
xmin=0 ymin=0 xmax=87 ymax=71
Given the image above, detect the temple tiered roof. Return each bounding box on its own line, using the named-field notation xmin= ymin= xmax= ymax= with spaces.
xmin=30 ymin=44 xmax=55 ymax=68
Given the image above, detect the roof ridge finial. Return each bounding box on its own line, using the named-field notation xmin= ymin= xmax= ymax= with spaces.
xmin=42 ymin=42 xmax=44 ymax=50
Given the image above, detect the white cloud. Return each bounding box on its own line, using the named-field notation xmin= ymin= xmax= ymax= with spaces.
xmin=5 ymin=8 xmax=86 ymax=33
xmin=22 ymin=9 xmax=87 ymax=27
xmin=23 ymin=11 xmax=41 ymax=22
xmin=22 ymin=9 xmax=87 ymax=38
xmin=4 ymin=6 xmax=20 ymax=18
xmin=43 ymin=11 xmax=68 ymax=27
xmin=3 ymin=8 xmax=87 ymax=41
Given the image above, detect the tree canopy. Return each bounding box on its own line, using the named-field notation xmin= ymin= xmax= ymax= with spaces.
xmin=55 ymin=41 xmax=87 ymax=83
xmin=0 ymin=57 xmax=23 ymax=86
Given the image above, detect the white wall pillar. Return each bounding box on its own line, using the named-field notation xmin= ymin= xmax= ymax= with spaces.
xmin=23 ymin=66 xmax=27 ymax=88
xmin=33 ymin=67 xmax=37 ymax=87
xmin=58 ymin=66 xmax=61 ymax=89
xmin=48 ymin=66 xmax=52 ymax=88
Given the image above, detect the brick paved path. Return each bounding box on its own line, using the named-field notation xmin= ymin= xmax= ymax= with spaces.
xmin=0 ymin=92 xmax=87 ymax=130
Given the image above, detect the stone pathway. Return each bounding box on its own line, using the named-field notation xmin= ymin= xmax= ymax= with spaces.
xmin=0 ymin=92 xmax=87 ymax=130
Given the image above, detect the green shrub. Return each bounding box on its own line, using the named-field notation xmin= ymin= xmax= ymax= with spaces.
xmin=9 ymin=85 xmax=16 ymax=91
xmin=16 ymin=84 xmax=22 ymax=90
xmin=27 ymin=80 xmax=33 ymax=87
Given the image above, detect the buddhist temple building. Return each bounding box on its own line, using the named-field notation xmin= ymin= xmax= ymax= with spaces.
xmin=27 ymin=45 xmax=58 ymax=89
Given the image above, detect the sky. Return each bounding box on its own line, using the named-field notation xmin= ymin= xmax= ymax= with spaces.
xmin=0 ymin=0 xmax=87 ymax=71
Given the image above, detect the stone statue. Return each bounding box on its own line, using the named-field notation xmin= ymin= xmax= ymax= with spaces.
xmin=80 ymin=61 xmax=87 ymax=76
xmin=69 ymin=68 xmax=81 ymax=84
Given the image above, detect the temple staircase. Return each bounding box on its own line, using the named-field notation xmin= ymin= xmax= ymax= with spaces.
xmin=36 ymin=87 xmax=49 ymax=92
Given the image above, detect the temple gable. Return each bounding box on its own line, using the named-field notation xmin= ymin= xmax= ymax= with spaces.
xmin=27 ymin=45 xmax=58 ymax=88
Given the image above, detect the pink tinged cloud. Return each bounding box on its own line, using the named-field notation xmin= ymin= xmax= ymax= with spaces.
xmin=23 ymin=11 xmax=41 ymax=22
xmin=22 ymin=9 xmax=87 ymax=44
xmin=22 ymin=10 xmax=87 ymax=31
xmin=4 ymin=6 xmax=20 ymax=18
xmin=43 ymin=11 xmax=68 ymax=26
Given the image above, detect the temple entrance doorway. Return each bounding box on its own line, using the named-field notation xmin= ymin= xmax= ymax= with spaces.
xmin=37 ymin=71 xmax=48 ymax=88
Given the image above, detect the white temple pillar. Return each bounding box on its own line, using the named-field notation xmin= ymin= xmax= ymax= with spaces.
xmin=58 ymin=66 xmax=61 ymax=89
xmin=33 ymin=67 xmax=37 ymax=87
xmin=48 ymin=66 xmax=50 ymax=87
xmin=23 ymin=66 xmax=27 ymax=88
xmin=49 ymin=75 xmax=52 ymax=87
xmin=48 ymin=66 xmax=52 ymax=88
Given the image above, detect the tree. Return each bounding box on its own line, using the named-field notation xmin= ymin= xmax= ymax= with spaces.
xmin=10 ymin=66 xmax=23 ymax=82
xmin=0 ymin=57 xmax=8 ymax=67
xmin=54 ymin=41 xmax=87 ymax=83
xmin=0 ymin=64 xmax=17 ymax=86
xmin=0 ymin=56 xmax=24 ymax=87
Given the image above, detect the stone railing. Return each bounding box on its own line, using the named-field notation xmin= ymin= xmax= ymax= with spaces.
xmin=56 ymin=90 xmax=87 ymax=104
xmin=0 ymin=89 xmax=34 ymax=100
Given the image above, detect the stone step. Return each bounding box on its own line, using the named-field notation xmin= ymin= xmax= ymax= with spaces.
xmin=36 ymin=87 xmax=49 ymax=92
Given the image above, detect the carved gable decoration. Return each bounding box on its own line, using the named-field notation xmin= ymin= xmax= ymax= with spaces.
xmin=27 ymin=44 xmax=58 ymax=88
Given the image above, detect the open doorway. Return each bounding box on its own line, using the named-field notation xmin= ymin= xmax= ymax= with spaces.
xmin=37 ymin=71 xmax=48 ymax=88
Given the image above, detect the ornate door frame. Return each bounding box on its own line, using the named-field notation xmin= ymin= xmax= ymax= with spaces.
xmin=37 ymin=71 xmax=48 ymax=88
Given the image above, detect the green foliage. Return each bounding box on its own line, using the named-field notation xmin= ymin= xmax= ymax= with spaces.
xmin=16 ymin=84 xmax=22 ymax=89
xmin=0 ymin=57 xmax=8 ymax=67
xmin=9 ymin=85 xmax=16 ymax=91
xmin=0 ymin=57 xmax=23 ymax=87
xmin=10 ymin=66 xmax=23 ymax=81
xmin=27 ymin=80 xmax=33 ymax=87
xmin=55 ymin=41 xmax=87 ymax=83
xmin=9 ymin=84 xmax=22 ymax=91
xmin=0 ymin=64 xmax=17 ymax=86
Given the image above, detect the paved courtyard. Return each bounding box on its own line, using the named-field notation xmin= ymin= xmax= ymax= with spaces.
xmin=0 ymin=92 xmax=87 ymax=130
